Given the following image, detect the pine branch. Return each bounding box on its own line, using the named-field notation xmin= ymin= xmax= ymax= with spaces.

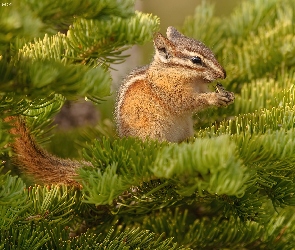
xmin=23 ymin=0 xmax=136 ymax=25
xmin=26 ymin=185 xmax=78 ymax=225
xmin=0 ymin=122 xmax=11 ymax=154
xmin=0 ymin=224 xmax=50 ymax=250
xmin=142 ymin=208 xmax=265 ymax=249
xmin=1 ymin=58 xmax=111 ymax=100
xmin=18 ymin=11 xmax=159 ymax=66
xmin=153 ymin=135 xmax=247 ymax=197
xmin=80 ymin=137 xmax=166 ymax=205
xmin=233 ymin=75 xmax=294 ymax=115
xmin=0 ymin=167 xmax=29 ymax=230
xmin=50 ymin=227 xmax=187 ymax=250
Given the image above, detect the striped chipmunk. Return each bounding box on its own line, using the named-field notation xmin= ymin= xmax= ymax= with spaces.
xmin=115 ymin=26 xmax=234 ymax=142
xmin=7 ymin=27 xmax=234 ymax=185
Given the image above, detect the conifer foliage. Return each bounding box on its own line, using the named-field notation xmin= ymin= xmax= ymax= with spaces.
xmin=1 ymin=0 xmax=295 ymax=249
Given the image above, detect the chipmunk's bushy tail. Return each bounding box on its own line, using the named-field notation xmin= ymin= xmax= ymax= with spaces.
xmin=6 ymin=116 xmax=88 ymax=186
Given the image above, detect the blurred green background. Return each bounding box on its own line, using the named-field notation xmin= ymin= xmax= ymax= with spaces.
xmin=141 ymin=0 xmax=238 ymax=33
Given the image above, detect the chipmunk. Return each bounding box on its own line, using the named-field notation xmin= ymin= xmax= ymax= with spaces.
xmin=7 ymin=27 xmax=234 ymax=185
xmin=115 ymin=26 xmax=234 ymax=142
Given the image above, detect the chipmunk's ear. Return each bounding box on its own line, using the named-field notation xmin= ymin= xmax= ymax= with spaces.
xmin=153 ymin=32 xmax=176 ymax=61
xmin=166 ymin=26 xmax=184 ymax=41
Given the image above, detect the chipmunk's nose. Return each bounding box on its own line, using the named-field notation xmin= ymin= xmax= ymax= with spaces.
xmin=216 ymin=67 xmax=226 ymax=80
xmin=222 ymin=68 xmax=226 ymax=79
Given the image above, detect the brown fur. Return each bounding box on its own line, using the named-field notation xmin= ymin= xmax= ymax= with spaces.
xmin=115 ymin=27 xmax=234 ymax=142
xmin=6 ymin=116 xmax=88 ymax=186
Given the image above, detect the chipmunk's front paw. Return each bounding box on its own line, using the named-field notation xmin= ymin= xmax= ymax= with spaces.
xmin=215 ymin=83 xmax=235 ymax=106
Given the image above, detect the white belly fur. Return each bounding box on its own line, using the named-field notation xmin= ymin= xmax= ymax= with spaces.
xmin=164 ymin=115 xmax=194 ymax=142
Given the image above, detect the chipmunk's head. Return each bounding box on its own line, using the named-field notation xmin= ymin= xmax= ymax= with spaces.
xmin=152 ymin=26 xmax=226 ymax=83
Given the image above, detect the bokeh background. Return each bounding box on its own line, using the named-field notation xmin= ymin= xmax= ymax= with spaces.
xmin=141 ymin=0 xmax=239 ymax=33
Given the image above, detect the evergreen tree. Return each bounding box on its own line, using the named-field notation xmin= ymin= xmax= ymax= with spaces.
xmin=1 ymin=0 xmax=295 ymax=249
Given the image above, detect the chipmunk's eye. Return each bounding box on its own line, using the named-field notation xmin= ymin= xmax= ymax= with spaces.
xmin=191 ymin=56 xmax=202 ymax=65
